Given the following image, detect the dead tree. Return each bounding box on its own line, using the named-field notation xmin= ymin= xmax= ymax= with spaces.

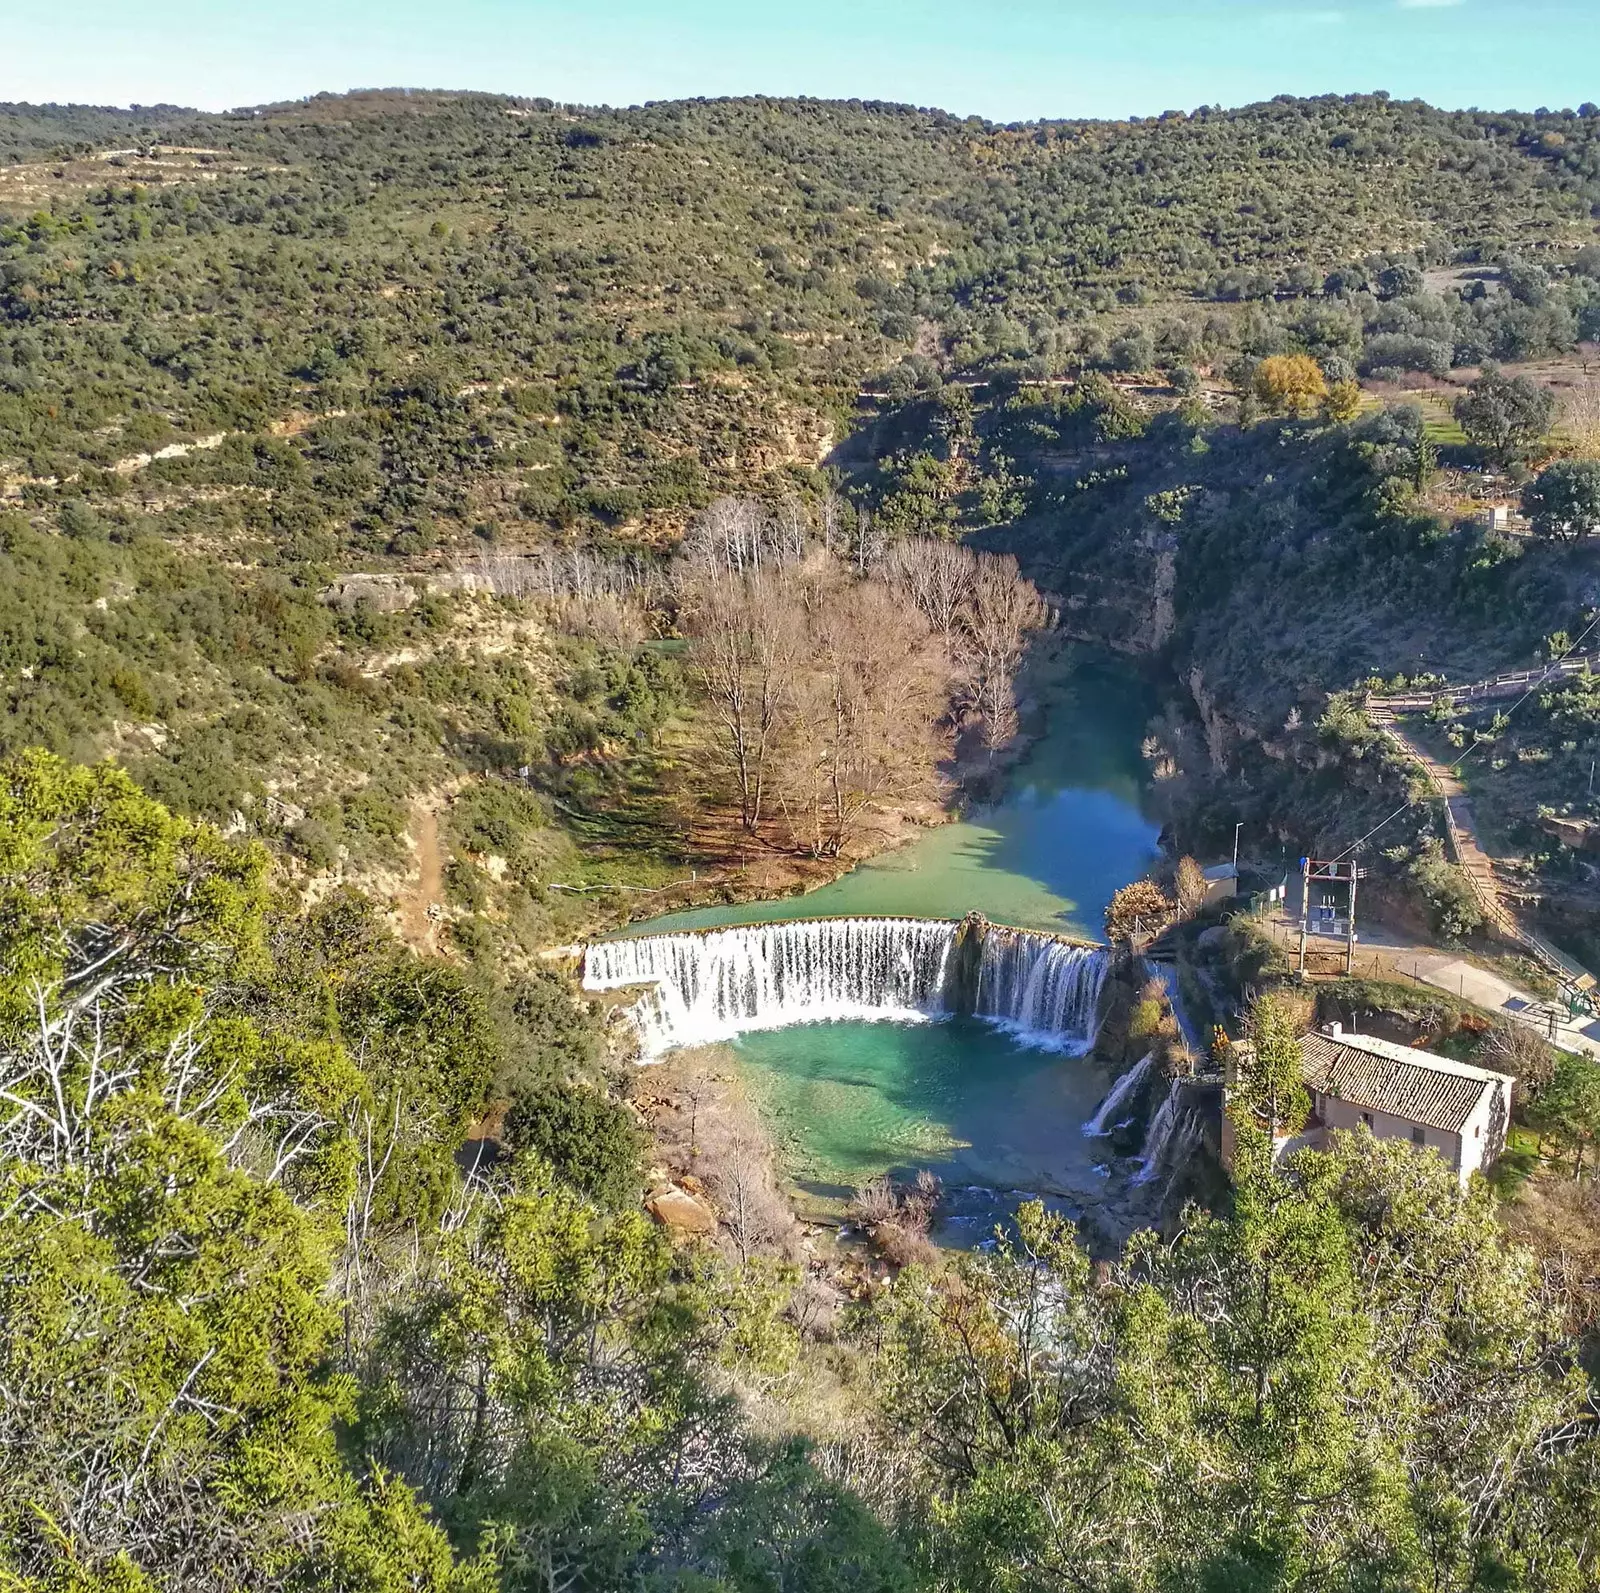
xmin=963 ymin=553 xmax=1048 ymax=751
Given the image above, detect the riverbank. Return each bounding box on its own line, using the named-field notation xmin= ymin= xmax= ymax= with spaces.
xmin=609 ymin=646 xmax=1161 ymax=941
xmin=600 ymin=649 xmax=1206 ymax=1256
xmin=549 ymin=636 xmax=1134 ymax=945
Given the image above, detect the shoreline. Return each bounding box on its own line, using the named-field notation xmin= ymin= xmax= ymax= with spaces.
xmin=580 ymin=633 xmax=1113 ymax=945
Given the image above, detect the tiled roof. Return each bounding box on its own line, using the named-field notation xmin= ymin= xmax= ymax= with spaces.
xmin=1299 ymin=1032 xmax=1511 ymax=1134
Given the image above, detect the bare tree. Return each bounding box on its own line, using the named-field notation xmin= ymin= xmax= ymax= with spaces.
xmin=679 ymin=495 xmax=817 ymax=579
xmin=818 ymin=490 xmax=852 ymax=556
xmin=1482 ymin=1018 xmax=1559 ymax=1102
xmin=881 ymin=538 xmax=979 ymax=657
xmin=1174 ymin=855 xmax=1209 ymax=919
xmin=648 ymin=1049 xmax=802 ymax=1263
xmin=771 ymin=496 xmax=812 ymax=565
xmin=709 ymin=1129 xmax=795 ymax=1264
xmin=684 ymin=540 xmax=1039 ymax=852
xmin=782 ymin=581 xmax=948 ymax=857
xmin=1560 ymin=376 xmax=1600 ymax=461
xmin=682 ymin=568 xmax=805 ymax=833
xmin=963 ymin=553 xmax=1049 ymax=751
xmin=465 ymin=544 xmax=662 ymax=604
xmin=680 ymin=497 xmax=767 ymax=577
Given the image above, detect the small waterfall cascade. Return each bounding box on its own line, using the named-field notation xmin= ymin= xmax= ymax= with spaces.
xmin=1083 ymin=1052 xmax=1156 ymax=1138
xmin=584 ymin=917 xmax=1110 ymax=1060
xmin=583 ymin=918 xmax=958 ymax=1057
xmin=1133 ymin=1080 xmax=1200 ymax=1185
xmin=1146 ymin=960 xmax=1203 ymax=1054
xmin=975 ymin=929 xmax=1109 ymax=1054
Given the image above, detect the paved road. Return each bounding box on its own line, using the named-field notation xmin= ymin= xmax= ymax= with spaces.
xmin=1262 ymin=895 xmax=1600 ymax=1061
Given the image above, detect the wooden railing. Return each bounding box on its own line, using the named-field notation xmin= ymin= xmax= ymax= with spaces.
xmin=1368 ymin=652 xmax=1600 ymax=714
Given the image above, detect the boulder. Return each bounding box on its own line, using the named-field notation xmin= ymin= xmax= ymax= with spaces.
xmin=646 ymin=1185 xmax=717 ymax=1234
xmin=1539 ymin=814 xmax=1600 ymax=854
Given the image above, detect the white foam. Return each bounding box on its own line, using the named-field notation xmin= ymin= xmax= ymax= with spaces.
xmin=583 ymin=918 xmax=1109 ymax=1061
xmin=1083 ymin=1052 xmax=1156 ymax=1137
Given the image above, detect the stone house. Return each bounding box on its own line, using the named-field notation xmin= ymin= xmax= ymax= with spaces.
xmin=1226 ymin=1024 xmax=1514 ymax=1187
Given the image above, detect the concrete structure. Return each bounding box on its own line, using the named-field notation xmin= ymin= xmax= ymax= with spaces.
xmin=1296 ymin=1026 xmax=1512 ymax=1186
xmin=1225 ymin=1025 xmax=1514 ymax=1187
xmin=1201 ymin=862 xmax=1238 ymax=908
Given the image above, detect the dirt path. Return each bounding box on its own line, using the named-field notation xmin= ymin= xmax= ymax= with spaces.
xmin=1373 ymin=714 xmax=1507 ymax=926
xmin=1369 ymin=711 xmax=1597 ymax=1003
xmin=399 ymin=799 xmax=447 ymax=954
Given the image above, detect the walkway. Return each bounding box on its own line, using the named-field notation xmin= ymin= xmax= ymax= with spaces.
xmin=1368 ymin=708 xmax=1597 ymax=1016
xmin=1367 ymin=651 xmax=1600 ymax=714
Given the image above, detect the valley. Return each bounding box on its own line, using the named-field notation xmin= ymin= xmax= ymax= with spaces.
xmin=5 ymin=81 xmax=1600 ymax=1593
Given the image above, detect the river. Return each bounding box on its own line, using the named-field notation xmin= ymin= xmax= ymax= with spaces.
xmin=618 ymin=651 xmax=1166 ymax=1220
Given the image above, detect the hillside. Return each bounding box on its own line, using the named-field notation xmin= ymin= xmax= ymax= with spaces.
xmin=2 ymin=89 xmax=1600 ymax=947
xmin=9 ymin=86 xmax=1600 ymax=1593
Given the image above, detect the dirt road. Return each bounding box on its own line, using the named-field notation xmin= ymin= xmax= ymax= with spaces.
xmin=399 ymin=800 xmax=447 ymax=954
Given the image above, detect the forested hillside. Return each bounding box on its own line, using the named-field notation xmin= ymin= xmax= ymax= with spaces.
xmin=6 ymin=752 xmax=1600 ymax=1593
xmin=1 ymin=94 xmax=1597 ymax=771
xmin=7 ymin=88 xmax=1600 ymax=1593
xmin=3 ymin=89 xmax=1600 ymax=935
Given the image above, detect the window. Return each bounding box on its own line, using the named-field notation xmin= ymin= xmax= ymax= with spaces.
xmin=1411 ymin=1126 xmax=1426 ymax=1147
xmin=1360 ymin=1111 xmax=1373 ymax=1128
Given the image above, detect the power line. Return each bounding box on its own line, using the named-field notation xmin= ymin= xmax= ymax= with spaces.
xmin=1325 ymin=606 xmax=1600 ymax=867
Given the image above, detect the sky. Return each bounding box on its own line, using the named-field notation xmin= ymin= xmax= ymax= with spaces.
xmin=2 ymin=0 xmax=1597 ymax=123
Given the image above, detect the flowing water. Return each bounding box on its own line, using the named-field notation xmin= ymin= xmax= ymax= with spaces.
xmin=585 ymin=918 xmax=1108 ymax=1058
xmin=1133 ymin=1081 xmax=1200 ymax=1186
xmin=1083 ymin=1053 xmax=1157 ymax=1138
xmin=605 ymin=652 xmax=1168 ymax=1211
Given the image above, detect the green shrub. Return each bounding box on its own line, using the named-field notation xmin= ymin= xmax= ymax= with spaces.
xmin=1407 ymin=840 xmax=1484 ymax=942
xmin=448 ymin=779 xmax=550 ymax=858
xmin=505 ymin=1081 xmax=644 ymax=1210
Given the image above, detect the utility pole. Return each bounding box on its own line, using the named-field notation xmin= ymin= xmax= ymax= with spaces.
xmin=1297 ymin=855 xmax=1310 ymax=977
xmin=1346 ymin=860 xmax=1358 ymax=977
xmin=1298 ymin=857 xmax=1366 ymax=980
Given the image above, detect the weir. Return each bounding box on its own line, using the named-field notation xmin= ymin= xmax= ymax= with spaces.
xmin=582 ymin=914 xmax=1109 ymax=1059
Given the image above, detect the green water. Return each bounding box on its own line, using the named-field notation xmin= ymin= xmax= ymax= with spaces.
xmin=735 ymin=1016 xmax=1122 ymax=1202
xmin=632 ymin=655 xmax=1160 ymax=939
xmin=632 ymin=652 xmax=1163 ymax=1204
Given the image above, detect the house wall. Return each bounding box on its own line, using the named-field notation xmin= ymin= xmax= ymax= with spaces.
xmin=1457 ymin=1078 xmax=1511 ymax=1182
xmin=1311 ymin=1092 xmax=1466 ymax=1183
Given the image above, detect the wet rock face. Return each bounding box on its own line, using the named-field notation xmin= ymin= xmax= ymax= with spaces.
xmin=942 ymin=912 xmax=989 ymax=1017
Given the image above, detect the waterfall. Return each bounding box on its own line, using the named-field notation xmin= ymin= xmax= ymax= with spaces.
xmin=1083 ymin=1052 xmax=1156 ymax=1137
xmin=975 ymin=929 xmax=1108 ymax=1054
xmin=1133 ymin=1081 xmax=1199 ymax=1185
xmin=583 ymin=918 xmax=957 ymax=1057
xmin=584 ymin=917 xmax=1110 ymax=1061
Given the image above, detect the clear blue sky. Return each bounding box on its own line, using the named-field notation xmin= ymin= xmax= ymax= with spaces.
xmin=3 ymin=0 xmax=1596 ymax=122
